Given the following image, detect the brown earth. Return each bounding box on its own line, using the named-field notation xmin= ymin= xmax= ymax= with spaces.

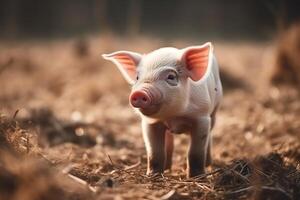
xmin=0 ymin=34 xmax=299 ymax=200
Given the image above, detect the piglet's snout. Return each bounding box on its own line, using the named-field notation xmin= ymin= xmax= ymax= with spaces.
xmin=129 ymin=85 xmax=162 ymax=109
xmin=130 ymin=91 xmax=151 ymax=109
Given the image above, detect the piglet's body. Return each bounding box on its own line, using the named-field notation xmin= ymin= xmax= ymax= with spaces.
xmin=103 ymin=42 xmax=222 ymax=177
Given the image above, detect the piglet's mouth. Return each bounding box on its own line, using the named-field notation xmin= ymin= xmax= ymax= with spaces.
xmin=138 ymin=104 xmax=161 ymax=116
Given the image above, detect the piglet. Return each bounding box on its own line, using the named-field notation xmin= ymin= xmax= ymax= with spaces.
xmin=102 ymin=42 xmax=222 ymax=178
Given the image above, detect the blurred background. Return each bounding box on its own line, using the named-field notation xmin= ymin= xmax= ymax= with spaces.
xmin=0 ymin=0 xmax=299 ymax=40
xmin=0 ymin=1 xmax=300 ymax=199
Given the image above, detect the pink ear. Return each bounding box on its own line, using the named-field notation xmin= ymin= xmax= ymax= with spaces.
xmin=108 ymin=54 xmax=136 ymax=78
xmin=102 ymin=51 xmax=141 ymax=84
xmin=182 ymin=43 xmax=212 ymax=81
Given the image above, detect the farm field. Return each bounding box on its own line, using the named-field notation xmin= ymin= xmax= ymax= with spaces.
xmin=0 ymin=35 xmax=299 ymax=200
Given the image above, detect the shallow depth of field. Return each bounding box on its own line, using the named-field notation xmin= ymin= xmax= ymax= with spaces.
xmin=0 ymin=1 xmax=300 ymax=200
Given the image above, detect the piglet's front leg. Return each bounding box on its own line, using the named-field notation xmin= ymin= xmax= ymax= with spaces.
xmin=187 ymin=117 xmax=211 ymax=178
xmin=142 ymin=120 xmax=167 ymax=175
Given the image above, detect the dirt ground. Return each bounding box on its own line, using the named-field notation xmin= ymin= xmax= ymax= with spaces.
xmin=0 ymin=34 xmax=299 ymax=200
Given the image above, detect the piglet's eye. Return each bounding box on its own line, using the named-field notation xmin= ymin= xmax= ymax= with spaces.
xmin=167 ymin=74 xmax=176 ymax=80
xmin=166 ymin=72 xmax=178 ymax=86
xmin=136 ymin=76 xmax=139 ymax=80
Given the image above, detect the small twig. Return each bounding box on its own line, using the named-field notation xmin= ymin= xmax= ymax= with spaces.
xmin=254 ymin=168 xmax=271 ymax=179
xmin=88 ymin=185 xmax=97 ymax=193
xmin=195 ymin=182 xmax=214 ymax=192
xmin=124 ymin=159 xmax=141 ymax=171
xmin=62 ymin=164 xmax=75 ymax=174
xmin=168 ymin=180 xmax=196 ymax=185
xmin=13 ymin=109 xmax=19 ymax=119
xmin=106 ymin=154 xmax=114 ymax=166
xmin=265 ymin=157 xmax=283 ymax=168
xmin=223 ymin=186 xmax=254 ymax=195
xmin=37 ymin=152 xmax=55 ymax=165
xmin=104 ymin=154 xmax=133 ymax=176
xmin=229 ymin=169 xmax=250 ymax=183
xmin=67 ymin=174 xmax=97 ymax=193
xmin=239 ymin=161 xmax=249 ymax=174
xmin=192 ymin=168 xmax=222 ymax=181
xmin=68 ymin=174 xmax=88 ymax=185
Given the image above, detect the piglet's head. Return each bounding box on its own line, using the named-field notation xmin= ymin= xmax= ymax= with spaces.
xmin=102 ymin=42 xmax=213 ymax=118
